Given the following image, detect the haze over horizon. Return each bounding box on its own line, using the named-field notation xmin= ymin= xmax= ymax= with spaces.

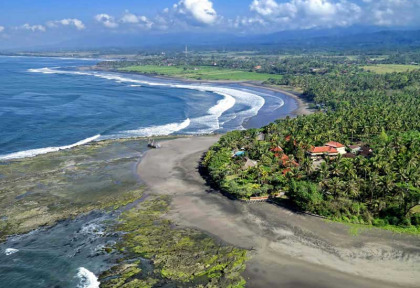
xmin=1 ymin=0 xmax=420 ymax=50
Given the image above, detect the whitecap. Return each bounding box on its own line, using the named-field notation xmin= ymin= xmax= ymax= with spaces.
xmin=0 ymin=134 xmax=101 ymax=161
xmin=76 ymin=267 xmax=100 ymax=288
xmin=5 ymin=248 xmax=19 ymax=256
xmin=28 ymin=68 xmax=266 ymax=133
xmin=114 ymin=118 xmax=191 ymax=138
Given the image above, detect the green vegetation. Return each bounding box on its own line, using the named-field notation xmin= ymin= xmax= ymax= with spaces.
xmin=362 ymin=64 xmax=420 ymax=74
xmin=0 ymin=138 xmax=249 ymax=286
xmin=119 ymin=65 xmax=283 ymax=81
xmin=100 ymin=196 xmax=248 ymax=288
xmin=0 ymin=139 xmax=147 ymax=242
xmin=202 ymin=69 xmax=420 ymax=233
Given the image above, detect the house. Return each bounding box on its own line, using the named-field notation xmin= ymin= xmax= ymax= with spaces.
xmin=308 ymin=146 xmax=339 ymax=160
xmin=243 ymin=158 xmax=258 ymax=169
xmin=271 ymin=146 xmax=283 ymax=157
xmin=325 ymin=141 xmax=346 ymax=154
xmin=271 ymin=146 xmax=283 ymax=153
xmin=280 ymin=154 xmax=299 ymax=167
xmin=348 ymin=144 xmax=361 ymax=154
xmin=257 ymin=133 xmax=266 ymax=141
xmin=254 ymin=65 xmax=262 ymax=70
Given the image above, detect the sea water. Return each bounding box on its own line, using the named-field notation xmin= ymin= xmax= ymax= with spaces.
xmin=0 ymin=56 xmax=297 ymax=160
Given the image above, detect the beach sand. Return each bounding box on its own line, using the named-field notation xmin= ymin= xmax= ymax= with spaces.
xmin=138 ymin=136 xmax=420 ymax=288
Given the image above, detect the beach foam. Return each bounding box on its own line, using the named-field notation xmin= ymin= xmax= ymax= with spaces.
xmin=115 ymin=118 xmax=191 ymax=138
xmin=28 ymin=68 xmax=268 ymax=134
xmin=5 ymin=248 xmax=19 ymax=256
xmin=76 ymin=267 xmax=100 ymax=288
xmin=0 ymin=134 xmax=101 ymax=160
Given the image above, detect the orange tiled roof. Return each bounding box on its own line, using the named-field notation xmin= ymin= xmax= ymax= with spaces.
xmin=310 ymin=146 xmax=339 ymax=154
xmin=280 ymin=154 xmax=299 ymax=167
xmin=325 ymin=141 xmax=345 ymax=148
xmin=271 ymin=146 xmax=283 ymax=152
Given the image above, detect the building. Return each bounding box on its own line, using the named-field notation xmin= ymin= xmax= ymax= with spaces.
xmin=325 ymin=141 xmax=346 ymax=154
xmin=280 ymin=154 xmax=299 ymax=167
xmin=348 ymin=144 xmax=361 ymax=154
xmin=308 ymin=146 xmax=339 ymax=160
xmin=243 ymin=158 xmax=258 ymax=169
xmin=257 ymin=133 xmax=266 ymax=141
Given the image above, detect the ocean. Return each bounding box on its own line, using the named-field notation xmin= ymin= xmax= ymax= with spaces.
xmin=0 ymin=56 xmax=298 ymax=287
xmin=0 ymin=56 xmax=297 ymax=160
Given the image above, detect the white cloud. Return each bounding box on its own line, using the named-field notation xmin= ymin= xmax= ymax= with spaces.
xmin=20 ymin=24 xmax=46 ymax=32
xmin=246 ymin=0 xmax=362 ymax=30
xmin=120 ymin=10 xmax=153 ymax=29
xmin=95 ymin=14 xmax=119 ymax=28
xmin=47 ymin=19 xmax=85 ymax=30
xmin=121 ymin=11 xmax=139 ymax=24
xmin=366 ymin=0 xmax=420 ymax=26
xmin=174 ymin=0 xmax=218 ymax=25
xmin=250 ymin=0 xmax=281 ymax=16
xmin=0 ymin=26 xmax=4 ymax=33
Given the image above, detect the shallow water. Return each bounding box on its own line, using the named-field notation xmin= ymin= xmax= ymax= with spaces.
xmin=0 ymin=210 xmax=120 ymax=288
xmin=0 ymin=56 xmax=297 ymax=160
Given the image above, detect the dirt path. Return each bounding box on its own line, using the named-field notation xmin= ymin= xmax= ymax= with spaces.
xmin=137 ymin=136 xmax=420 ymax=288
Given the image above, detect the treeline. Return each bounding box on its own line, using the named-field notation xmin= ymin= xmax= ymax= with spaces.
xmin=203 ymin=69 xmax=420 ymax=231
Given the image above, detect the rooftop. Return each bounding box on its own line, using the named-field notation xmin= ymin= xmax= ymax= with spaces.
xmin=325 ymin=141 xmax=345 ymax=148
xmin=309 ymin=146 xmax=339 ymax=154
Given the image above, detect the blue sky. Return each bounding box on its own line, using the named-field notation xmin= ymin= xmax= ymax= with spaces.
xmin=1 ymin=0 xmax=420 ymax=48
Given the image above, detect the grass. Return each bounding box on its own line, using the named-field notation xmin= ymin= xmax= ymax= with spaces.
xmin=362 ymin=64 xmax=420 ymax=74
xmin=119 ymin=65 xmax=283 ymax=81
xmin=329 ymin=217 xmax=420 ymax=236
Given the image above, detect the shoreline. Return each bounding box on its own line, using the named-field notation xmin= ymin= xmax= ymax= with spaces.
xmin=89 ymin=66 xmax=313 ymax=117
xmin=2 ymin=67 xmax=310 ymax=162
xmin=137 ymin=136 xmax=420 ymax=288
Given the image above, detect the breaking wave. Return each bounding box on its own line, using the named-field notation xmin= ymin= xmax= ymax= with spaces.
xmin=5 ymin=248 xmax=19 ymax=256
xmin=113 ymin=118 xmax=191 ymax=138
xmin=28 ymin=68 xmax=265 ymax=133
xmin=0 ymin=135 xmax=101 ymax=160
xmin=76 ymin=267 xmax=100 ymax=288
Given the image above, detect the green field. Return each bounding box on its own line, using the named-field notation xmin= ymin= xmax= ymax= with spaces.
xmin=362 ymin=64 xmax=420 ymax=74
xmin=119 ymin=65 xmax=283 ymax=81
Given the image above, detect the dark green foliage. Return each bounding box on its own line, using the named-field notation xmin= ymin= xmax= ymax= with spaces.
xmin=203 ymin=70 xmax=420 ymax=232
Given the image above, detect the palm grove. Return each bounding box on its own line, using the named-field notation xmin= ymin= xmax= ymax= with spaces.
xmin=203 ymin=68 xmax=420 ymax=232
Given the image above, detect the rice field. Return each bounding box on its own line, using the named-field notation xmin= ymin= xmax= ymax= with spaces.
xmin=119 ymin=65 xmax=283 ymax=81
xmin=362 ymin=64 xmax=420 ymax=74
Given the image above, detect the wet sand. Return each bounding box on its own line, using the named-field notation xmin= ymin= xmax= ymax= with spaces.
xmin=137 ymin=136 xmax=420 ymax=288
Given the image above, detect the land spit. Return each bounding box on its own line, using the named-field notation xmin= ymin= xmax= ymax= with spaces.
xmin=137 ymin=135 xmax=420 ymax=288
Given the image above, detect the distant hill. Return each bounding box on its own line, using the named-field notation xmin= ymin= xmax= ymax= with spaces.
xmin=5 ymin=27 xmax=420 ymax=52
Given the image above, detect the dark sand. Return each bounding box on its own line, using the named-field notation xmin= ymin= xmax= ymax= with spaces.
xmin=137 ymin=136 xmax=420 ymax=288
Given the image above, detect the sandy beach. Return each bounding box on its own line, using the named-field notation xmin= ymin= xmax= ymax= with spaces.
xmin=138 ymin=136 xmax=420 ymax=288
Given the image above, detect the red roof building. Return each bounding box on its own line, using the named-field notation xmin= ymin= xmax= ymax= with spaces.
xmin=271 ymin=146 xmax=283 ymax=153
xmin=309 ymin=146 xmax=339 ymax=154
xmin=325 ymin=141 xmax=346 ymax=154
xmin=325 ymin=141 xmax=345 ymax=148
xmin=280 ymin=154 xmax=299 ymax=167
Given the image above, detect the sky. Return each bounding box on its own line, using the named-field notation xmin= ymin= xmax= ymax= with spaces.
xmin=1 ymin=0 xmax=420 ymax=49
